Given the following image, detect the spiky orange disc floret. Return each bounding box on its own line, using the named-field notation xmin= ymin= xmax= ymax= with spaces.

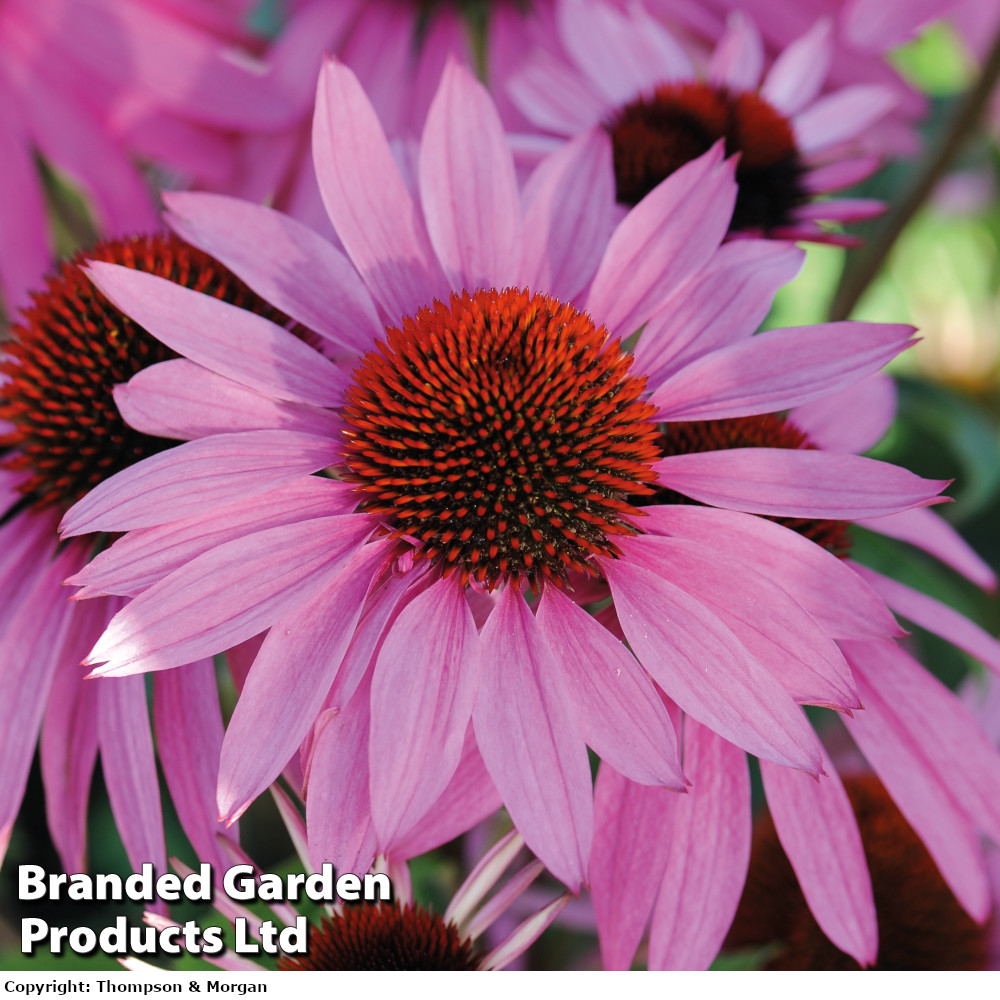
xmin=607 ymin=81 xmax=807 ymax=233
xmin=276 ymin=903 xmax=483 ymax=972
xmin=0 ymin=233 xmax=292 ymax=514
xmin=726 ymin=775 xmax=991 ymax=969
xmin=341 ymin=287 xmax=660 ymax=590
xmin=652 ymin=414 xmax=852 ymax=556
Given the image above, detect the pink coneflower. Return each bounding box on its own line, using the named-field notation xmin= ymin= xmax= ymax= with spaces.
xmin=0 ymin=232 xmax=304 ymax=873
xmin=508 ymin=0 xmax=893 ymax=242
xmin=62 ymin=60 xmax=947 ymax=894
xmin=587 ymin=377 xmax=1000 ymax=969
xmin=0 ymin=0 xmax=297 ymax=314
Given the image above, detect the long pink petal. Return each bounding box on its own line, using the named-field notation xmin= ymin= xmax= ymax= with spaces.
xmin=370 ymin=575 xmax=481 ymax=846
xmin=648 ymin=720 xmax=751 ymax=970
xmin=632 ymin=535 xmax=858 ymax=710
xmin=794 ymin=85 xmax=897 ymax=154
xmin=98 ymin=671 xmax=166 ymax=878
xmin=760 ymin=19 xmax=832 ymax=116
xmin=85 ymin=516 xmax=372 ymax=677
xmin=114 ymin=360 xmax=342 ymax=441
xmin=305 ymin=677 xmax=377 ymax=878
xmin=312 ymin=60 xmax=448 ymax=322
xmin=164 ymin=191 xmax=382 ymax=355
xmin=473 ymin=587 xmax=593 ymax=892
xmin=590 ymin=764 xmax=677 ymax=970
xmin=859 ymin=506 xmax=997 ymax=590
xmin=506 ymin=50 xmax=608 ymax=135
xmin=215 ymin=539 xmax=389 ymax=823
xmin=518 ymin=128 xmax=615 ymax=303
xmin=709 ymin=13 xmax=764 ymax=91
xmin=842 ymin=642 xmax=993 ymax=920
xmin=419 ymin=60 xmax=521 ymax=291
xmin=85 ymin=262 xmax=346 ymax=405
xmin=538 ymin=587 xmax=686 ymax=787
xmin=853 ymin=564 xmax=1000 ymax=676
xmin=634 ymin=240 xmax=804 ymax=388
xmin=642 ymin=505 xmax=899 ymax=639
xmin=154 ymin=660 xmax=230 ymax=869
xmin=654 ymin=449 xmax=949 ymax=519
xmin=60 ymin=429 xmax=342 ymax=535
xmin=790 ymin=374 xmax=896 ymax=454
xmin=649 ymin=322 xmax=914 ymax=420
xmin=72 ymin=478 xmax=356 ymax=598
xmin=843 ymin=0 xmax=948 ymax=50
xmin=761 ymin=753 xmax=878 ymax=966
xmin=601 ymin=554 xmax=822 ymax=772
xmin=586 ymin=145 xmax=736 ymax=338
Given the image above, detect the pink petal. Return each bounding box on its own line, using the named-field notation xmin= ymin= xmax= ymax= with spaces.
xmin=761 ymin=752 xmax=878 ymax=966
xmin=843 ymin=0 xmax=950 ymax=50
xmin=419 ymin=60 xmax=521 ymax=291
xmin=85 ymin=515 xmax=372 ymax=677
xmin=114 ymin=360 xmax=342 ymax=441
xmin=312 ymin=60 xmax=448 ymax=322
xmin=518 ymin=128 xmax=615 ymax=303
xmin=654 ymin=449 xmax=949 ymax=519
xmin=98 ymin=672 xmax=166 ymax=878
xmin=633 ymin=535 xmax=858 ymax=710
xmin=590 ymin=764 xmax=677 ymax=969
xmin=164 ymin=191 xmax=382 ymax=355
xmin=215 ymin=539 xmax=389 ymax=823
xmin=72 ymin=478 xmax=356 ymax=598
xmin=853 ymin=564 xmax=1000 ymax=676
xmin=370 ymin=575 xmax=482 ymax=846
xmin=648 ymin=720 xmax=751 ymax=970
xmin=634 ymin=240 xmax=804 ymax=388
xmin=305 ymin=677 xmax=377 ymax=877
xmin=804 ymin=156 xmax=882 ymax=195
xmin=790 ymin=374 xmax=896 ymax=454
xmin=537 ymin=587 xmax=686 ymax=787
xmin=154 ymin=659 xmax=231 ymax=869
xmin=642 ymin=505 xmax=900 ymax=640
xmin=760 ymin=19 xmax=832 ymax=116
xmin=586 ymin=145 xmax=736 ymax=338
xmin=60 ymin=429 xmax=342 ymax=536
xmin=473 ymin=587 xmax=593 ymax=892
xmin=859 ymin=507 xmax=997 ymax=590
xmin=842 ymin=642 xmax=993 ymax=920
xmin=601 ymin=553 xmax=823 ymax=772
xmin=506 ymin=50 xmax=608 ymax=135
xmin=648 ymin=322 xmax=914 ymax=420
xmin=794 ymin=198 xmax=885 ymax=222
xmin=85 ymin=261 xmax=347 ymax=405
xmin=794 ymin=85 xmax=897 ymax=154
xmin=709 ymin=13 xmax=764 ymax=91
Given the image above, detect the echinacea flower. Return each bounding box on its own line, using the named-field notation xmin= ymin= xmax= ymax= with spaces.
xmin=127 ymin=819 xmax=569 ymax=972
xmin=726 ymin=773 xmax=997 ymax=969
xmin=62 ymin=60 xmax=947 ymax=894
xmin=508 ymin=0 xmax=893 ymax=242
xmin=0 ymin=232 xmax=303 ymax=873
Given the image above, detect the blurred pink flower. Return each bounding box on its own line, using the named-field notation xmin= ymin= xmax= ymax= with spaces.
xmin=508 ymin=0 xmax=893 ymax=243
xmin=62 ymin=61 xmax=945 ymax=894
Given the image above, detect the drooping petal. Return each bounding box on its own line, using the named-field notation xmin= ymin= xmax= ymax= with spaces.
xmin=60 ymin=430 xmax=342 ymax=536
xmin=648 ymin=322 xmax=914 ymax=420
xmin=473 ymin=587 xmax=593 ymax=892
xmin=648 ymin=720 xmax=751 ymax=970
xmin=419 ymin=60 xmax=521 ymax=292
xmin=312 ymin=60 xmax=448 ymax=322
xmin=85 ymin=262 xmax=347 ymax=405
xmin=794 ymin=85 xmax=897 ymax=154
xmin=601 ymin=555 xmax=822 ymax=772
xmin=370 ymin=575 xmax=481 ymax=847
xmin=217 ymin=539 xmax=389 ymax=823
xmin=790 ymin=374 xmax=896 ymax=454
xmin=586 ymin=145 xmax=736 ymax=338
xmin=760 ymin=752 xmax=878 ymax=967
xmin=641 ymin=505 xmax=900 ymax=640
xmin=84 ymin=515 xmax=373 ymax=677
xmin=590 ymin=764 xmax=677 ymax=970
xmin=654 ymin=449 xmax=949 ymax=519
xmin=164 ymin=191 xmax=382 ymax=355
xmin=537 ymin=587 xmax=685 ymax=787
